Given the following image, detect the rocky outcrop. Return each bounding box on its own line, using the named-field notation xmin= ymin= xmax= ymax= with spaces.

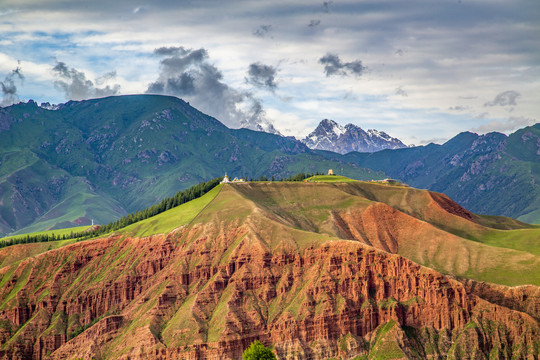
xmin=0 ymin=223 xmax=537 ymax=359
xmin=460 ymin=279 xmax=540 ymax=321
xmin=0 ymin=183 xmax=538 ymax=359
xmin=301 ymin=119 xmax=407 ymax=154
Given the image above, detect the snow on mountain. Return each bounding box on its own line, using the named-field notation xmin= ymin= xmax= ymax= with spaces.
xmin=301 ymin=119 xmax=407 ymax=154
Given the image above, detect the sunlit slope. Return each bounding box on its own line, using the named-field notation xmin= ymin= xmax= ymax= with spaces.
xmin=231 ymin=181 xmax=540 ymax=285
xmin=0 ymin=186 xmax=223 ymax=269
xmin=1 ymin=226 xmax=90 ymax=242
xmin=117 ymin=184 xmax=223 ymax=237
xmin=2 ymin=179 xmax=537 ymax=285
xmin=0 ymin=181 xmax=537 ymax=359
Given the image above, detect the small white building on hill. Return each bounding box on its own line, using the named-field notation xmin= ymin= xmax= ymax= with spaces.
xmin=221 ymin=173 xmax=245 ymax=184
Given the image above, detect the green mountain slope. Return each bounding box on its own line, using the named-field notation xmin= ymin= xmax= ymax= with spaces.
xmin=319 ymin=124 xmax=540 ymax=223
xmin=2 ymin=94 xmax=538 ymax=235
xmin=0 ymin=95 xmax=383 ymax=236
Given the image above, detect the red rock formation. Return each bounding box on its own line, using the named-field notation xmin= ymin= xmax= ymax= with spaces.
xmin=0 ymin=225 xmax=536 ymax=360
xmin=0 ymin=184 xmax=537 ymax=359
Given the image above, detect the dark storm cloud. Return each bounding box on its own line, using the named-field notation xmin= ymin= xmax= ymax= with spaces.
xmin=319 ymin=53 xmax=366 ymax=77
xmin=321 ymin=1 xmax=334 ymax=13
xmin=253 ymin=24 xmax=272 ymax=38
xmin=95 ymin=71 xmax=117 ymax=85
xmin=146 ymin=46 xmax=279 ymax=134
xmin=484 ymin=90 xmax=520 ymax=107
xmin=1 ymin=66 xmax=24 ymax=107
xmin=52 ymin=62 xmax=120 ymax=100
xmin=246 ymin=62 xmax=277 ymax=91
xmin=308 ymin=19 xmax=321 ymax=28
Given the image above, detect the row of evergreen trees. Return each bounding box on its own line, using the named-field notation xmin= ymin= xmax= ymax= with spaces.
xmin=0 ymin=177 xmax=222 ymax=249
xmin=0 ymin=172 xmax=325 ymax=249
xmin=0 ymin=232 xmax=80 ymax=248
xmin=86 ymin=176 xmax=223 ymax=238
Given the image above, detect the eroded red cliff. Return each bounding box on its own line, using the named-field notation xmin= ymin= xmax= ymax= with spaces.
xmin=0 ymin=184 xmax=537 ymax=359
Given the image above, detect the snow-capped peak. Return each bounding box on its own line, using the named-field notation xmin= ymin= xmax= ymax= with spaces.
xmin=367 ymin=129 xmax=391 ymax=140
xmin=302 ymin=119 xmax=407 ymax=154
xmin=319 ymin=119 xmax=345 ymax=137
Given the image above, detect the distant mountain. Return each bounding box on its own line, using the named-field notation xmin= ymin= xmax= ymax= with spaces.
xmin=0 ymin=95 xmax=383 ymax=236
xmin=318 ymin=124 xmax=540 ymax=223
xmin=1 ymin=95 xmax=538 ymax=235
xmin=301 ymin=119 xmax=407 ymax=154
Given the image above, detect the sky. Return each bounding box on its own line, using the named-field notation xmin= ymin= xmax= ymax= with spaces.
xmin=0 ymin=0 xmax=539 ymax=145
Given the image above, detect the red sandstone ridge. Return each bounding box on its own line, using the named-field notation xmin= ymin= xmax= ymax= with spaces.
xmin=0 ymin=183 xmax=538 ymax=359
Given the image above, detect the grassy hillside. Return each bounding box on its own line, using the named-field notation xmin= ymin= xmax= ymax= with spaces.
xmin=1 ymin=226 xmax=90 ymax=242
xmin=0 ymin=149 xmax=126 ymax=235
xmin=118 ymin=185 xmax=222 ymax=237
xmin=0 ymin=178 xmax=537 ymax=359
xmin=230 ymin=181 xmax=539 ymax=286
xmin=2 ymin=179 xmax=537 ymax=287
xmin=0 ymin=95 xmax=384 ymax=236
xmin=305 ymin=174 xmax=357 ymax=182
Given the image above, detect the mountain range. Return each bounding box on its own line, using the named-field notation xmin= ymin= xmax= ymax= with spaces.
xmin=318 ymin=124 xmax=540 ymax=224
xmin=0 ymin=94 xmax=539 ymax=237
xmin=0 ymin=95 xmax=382 ymax=236
xmin=0 ymin=177 xmax=538 ymax=359
xmin=301 ymin=119 xmax=407 ymax=154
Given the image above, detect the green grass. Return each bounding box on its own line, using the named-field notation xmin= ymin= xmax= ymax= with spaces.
xmin=11 ymin=181 xmax=126 ymax=236
xmin=0 ymin=225 xmax=89 ymax=245
xmin=207 ymin=284 xmax=235 ymax=342
xmin=0 ymin=263 xmax=32 ymax=310
xmin=518 ymin=209 xmax=540 ymax=224
xmin=118 ymin=185 xmax=222 ymax=237
xmin=306 ymin=175 xmax=358 ymax=182
xmin=1 ymin=226 xmax=90 ymax=242
xmin=478 ymin=228 xmax=540 ymax=255
xmin=368 ymin=320 xmax=406 ymax=360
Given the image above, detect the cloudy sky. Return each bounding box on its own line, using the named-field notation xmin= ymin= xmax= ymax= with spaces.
xmin=0 ymin=0 xmax=539 ymax=144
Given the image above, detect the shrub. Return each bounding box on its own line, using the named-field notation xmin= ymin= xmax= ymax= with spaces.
xmin=242 ymin=340 xmax=276 ymax=360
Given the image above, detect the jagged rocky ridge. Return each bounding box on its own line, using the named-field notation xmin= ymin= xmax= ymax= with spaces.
xmin=301 ymin=119 xmax=407 ymax=154
xmin=0 ymin=182 xmax=537 ymax=359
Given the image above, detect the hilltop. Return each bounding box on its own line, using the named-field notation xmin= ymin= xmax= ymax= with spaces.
xmin=0 ymin=95 xmax=383 ymax=236
xmin=0 ymin=177 xmax=538 ymax=359
xmin=1 ymin=95 xmax=539 ymax=238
